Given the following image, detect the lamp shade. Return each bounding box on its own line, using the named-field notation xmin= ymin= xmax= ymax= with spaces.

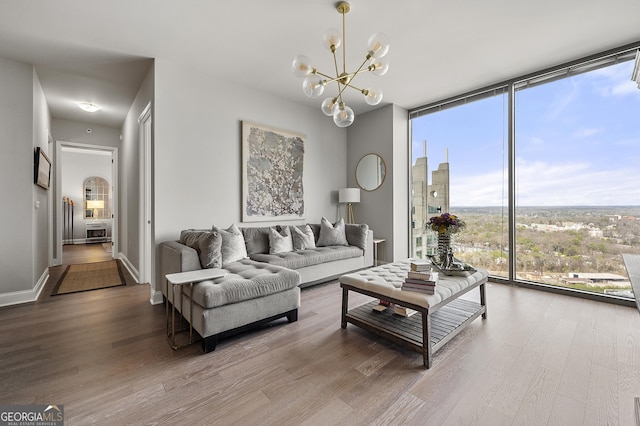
xmin=339 ymin=188 xmax=360 ymax=203
xmin=86 ymin=200 xmax=104 ymax=209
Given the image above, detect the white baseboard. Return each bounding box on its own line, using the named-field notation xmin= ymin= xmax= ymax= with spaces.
xmin=150 ymin=289 xmax=164 ymax=305
xmin=117 ymin=252 xmax=140 ymax=283
xmin=116 ymin=253 xmax=161 ymax=305
xmin=0 ymin=268 xmax=49 ymax=307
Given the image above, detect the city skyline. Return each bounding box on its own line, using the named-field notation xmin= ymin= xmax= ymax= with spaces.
xmin=411 ymin=60 xmax=640 ymax=207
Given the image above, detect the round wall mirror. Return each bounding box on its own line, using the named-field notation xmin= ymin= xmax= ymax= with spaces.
xmin=356 ymin=153 xmax=386 ymax=191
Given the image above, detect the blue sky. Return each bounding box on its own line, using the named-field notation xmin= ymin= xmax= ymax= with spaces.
xmin=411 ymin=60 xmax=640 ymax=207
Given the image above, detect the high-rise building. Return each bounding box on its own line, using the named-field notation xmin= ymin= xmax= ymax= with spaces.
xmin=411 ymin=146 xmax=450 ymax=259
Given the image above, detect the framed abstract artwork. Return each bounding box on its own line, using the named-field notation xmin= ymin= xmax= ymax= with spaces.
xmin=34 ymin=147 xmax=52 ymax=189
xmin=242 ymin=121 xmax=305 ymax=222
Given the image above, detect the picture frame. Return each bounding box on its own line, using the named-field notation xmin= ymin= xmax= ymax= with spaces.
xmin=241 ymin=121 xmax=305 ymax=222
xmin=34 ymin=147 xmax=52 ymax=189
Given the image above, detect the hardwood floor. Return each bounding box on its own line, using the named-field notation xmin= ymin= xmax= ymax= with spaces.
xmin=61 ymin=242 xmax=114 ymax=266
xmin=1 ymin=271 xmax=639 ymax=425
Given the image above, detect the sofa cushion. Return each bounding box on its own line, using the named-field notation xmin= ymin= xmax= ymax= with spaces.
xmin=345 ymin=223 xmax=369 ymax=251
xmin=307 ymin=223 xmax=321 ymax=242
xmin=214 ymin=224 xmax=248 ymax=266
xmin=179 ymin=229 xmax=222 ymax=269
xmin=269 ymin=226 xmax=293 ymax=254
xmin=317 ymin=217 xmax=348 ymax=247
xmin=291 ymin=224 xmax=316 ymax=251
xmin=250 ymin=245 xmax=362 ymax=270
xmin=186 ymin=259 xmax=301 ymax=308
xmin=242 ymin=226 xmax=271 ymax=255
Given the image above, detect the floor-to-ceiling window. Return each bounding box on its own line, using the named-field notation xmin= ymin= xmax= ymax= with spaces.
xmin=410 ymin=90 xmax=509 ymax=279
xmin=410 ymin=43 xmax=640 ymax=302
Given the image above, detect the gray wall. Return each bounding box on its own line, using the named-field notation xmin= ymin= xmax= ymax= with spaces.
xmin=120 ymin=62 xmax=154 ymax=280
xmin=32 ymin=67 xmax=52 ymax=290
xmin=153 ymin=59 xmax=347 ymax=295
xmin=347 ymin=104 xmax=409 ymax=262
xmin=0 ymin=56 xmax=51 ymax=304
xmin=391 ymin=104 xmax=409 ymax=260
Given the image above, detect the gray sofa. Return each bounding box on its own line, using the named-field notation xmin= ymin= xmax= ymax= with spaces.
xmin=159 ymin=221 xmax=373 ymax=352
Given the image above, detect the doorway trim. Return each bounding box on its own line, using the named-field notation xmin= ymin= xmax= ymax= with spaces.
xmin=138 ymin=102 xmax=153 ymax=299
xmin=54 ymin=141 xmax=118 ymax=266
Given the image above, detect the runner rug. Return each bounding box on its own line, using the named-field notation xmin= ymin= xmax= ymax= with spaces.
xmin=52 ymin=260 xmax=125 ymax=295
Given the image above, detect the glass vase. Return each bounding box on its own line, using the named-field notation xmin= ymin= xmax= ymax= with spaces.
xmin=437 ymin=233 xmax=451 ymax=265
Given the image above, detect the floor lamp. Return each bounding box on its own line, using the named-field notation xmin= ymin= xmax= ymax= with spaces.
xmin=339 ymin=188 xmax=360 ymax=224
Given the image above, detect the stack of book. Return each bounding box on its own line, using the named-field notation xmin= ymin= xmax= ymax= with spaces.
xmin=402 ymin=266 xmax=438 ymax=295
xmin=410 ymin=259 xmax=431 ymax=272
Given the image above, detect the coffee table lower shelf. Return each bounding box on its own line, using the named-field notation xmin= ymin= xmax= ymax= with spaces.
xmin=345 ymin=298 xmax=484 ymax=366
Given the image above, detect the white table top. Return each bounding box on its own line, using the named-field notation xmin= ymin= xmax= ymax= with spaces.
xmin=165 ymin=268 xmax=227 ymax=285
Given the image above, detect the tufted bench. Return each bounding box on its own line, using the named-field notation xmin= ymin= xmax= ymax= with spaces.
xmin=170 ymin=258 xmax=301 ymax=353
xmin=339 ymin=259 xmax=488 ymax=368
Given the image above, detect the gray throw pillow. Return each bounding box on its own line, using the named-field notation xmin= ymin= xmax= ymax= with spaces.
xmin=242 ymin=226 xmax=271 ymax=255
xmin=268 ymin=226 xmax=293 ymax=254
xmin=317 ymin=217 xmax=349 ymax=247
xmin=180 ymin=229 xmax=222 ymax=269
xmin=291 ymin=224 xmax=316 ymax=251
xmin=345 ymin=223 xmax=369 ymax=250
xmin=213 ymin=224 xmax=248 ymax=266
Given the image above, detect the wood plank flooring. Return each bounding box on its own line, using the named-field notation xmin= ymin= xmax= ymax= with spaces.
xmin=1 ymin=268 xmax=639 ymax=425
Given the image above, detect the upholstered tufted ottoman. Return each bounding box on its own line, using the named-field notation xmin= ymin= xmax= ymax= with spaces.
xmin=177 ymin=258 xmax=301 ymax=353
xmin=339 ymin=259 xmax=488 ymax=368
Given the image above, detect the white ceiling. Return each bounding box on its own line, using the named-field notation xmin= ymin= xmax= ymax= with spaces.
xmin=1 ymin=0 xmax=639 ymax=129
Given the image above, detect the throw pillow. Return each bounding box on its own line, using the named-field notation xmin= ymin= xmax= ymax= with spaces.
xmin=269 ymin=226 xmax=293 ymax=254
xmin=213 ymin=224 xmax=248 ymax=266
xmin=345 ymin=223 xmax=369 ymax=250
xmin=291 ymin=224 xmax=316 ymax=251
xmin=180 ymin=229 xmax=222 ymax=269
xmin=242 ymin=226 xmax=272 ymax=255
xmin=317 ymin=217 xmax=349 ymax=247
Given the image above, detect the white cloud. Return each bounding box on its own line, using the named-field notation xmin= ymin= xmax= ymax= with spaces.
xmin=451 ymin=159 xmax=640 ymax=206
xmin=572 ymin=127 xmax=602 ymax=139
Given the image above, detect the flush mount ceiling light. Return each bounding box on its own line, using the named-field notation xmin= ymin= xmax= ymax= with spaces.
xmin=292 ymin=2 xmax=389 ymax=127
xmin=76 ymin=102 xmax=102 ymax=112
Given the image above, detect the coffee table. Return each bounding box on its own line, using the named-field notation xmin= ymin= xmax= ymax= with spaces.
xmin=339 ymin=259 xmax=488 ymax=368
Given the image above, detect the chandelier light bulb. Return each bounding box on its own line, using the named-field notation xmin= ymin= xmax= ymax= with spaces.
xmin=323 ymin=28 xmax=342 ymax=51
xmin=321 ymin=97 xmax=338 ymax=116
xmin=370 ymin=59 xmax=389 ymax=76
xmin=363 ymin=88 xmax=383 ymax=105
xmin=302 ymin=75 xmax=325 ymax=98
xmin=292 ymin=55 xmax=313 ymax=77
xmin=367 ymin=32 xmax=390 ymax=58
xmin=333 ymin=103 xmax=355 ymax=127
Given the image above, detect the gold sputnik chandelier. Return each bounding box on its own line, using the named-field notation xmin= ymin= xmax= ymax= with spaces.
xmin=292 ymin=2 xmax=390 ymax=127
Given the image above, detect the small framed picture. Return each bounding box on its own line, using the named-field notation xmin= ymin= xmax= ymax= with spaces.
xmin=34 ymin=147 xmax=52 ymax=189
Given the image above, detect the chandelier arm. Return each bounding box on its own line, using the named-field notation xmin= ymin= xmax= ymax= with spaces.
xmin=332 ymin=48 xmax=341 ymax=86
xmin=343 ymin=57 xmax=373 ymax=86
xmin=315 ymin=71 xmax=334 ymax=80
xmin=343 ymin=82 xmax=365 ymax=93
xmin=342 ymin=7 xmax=347 ymax=75
xmin=334 ymin=80 xmax=350 ymax=100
